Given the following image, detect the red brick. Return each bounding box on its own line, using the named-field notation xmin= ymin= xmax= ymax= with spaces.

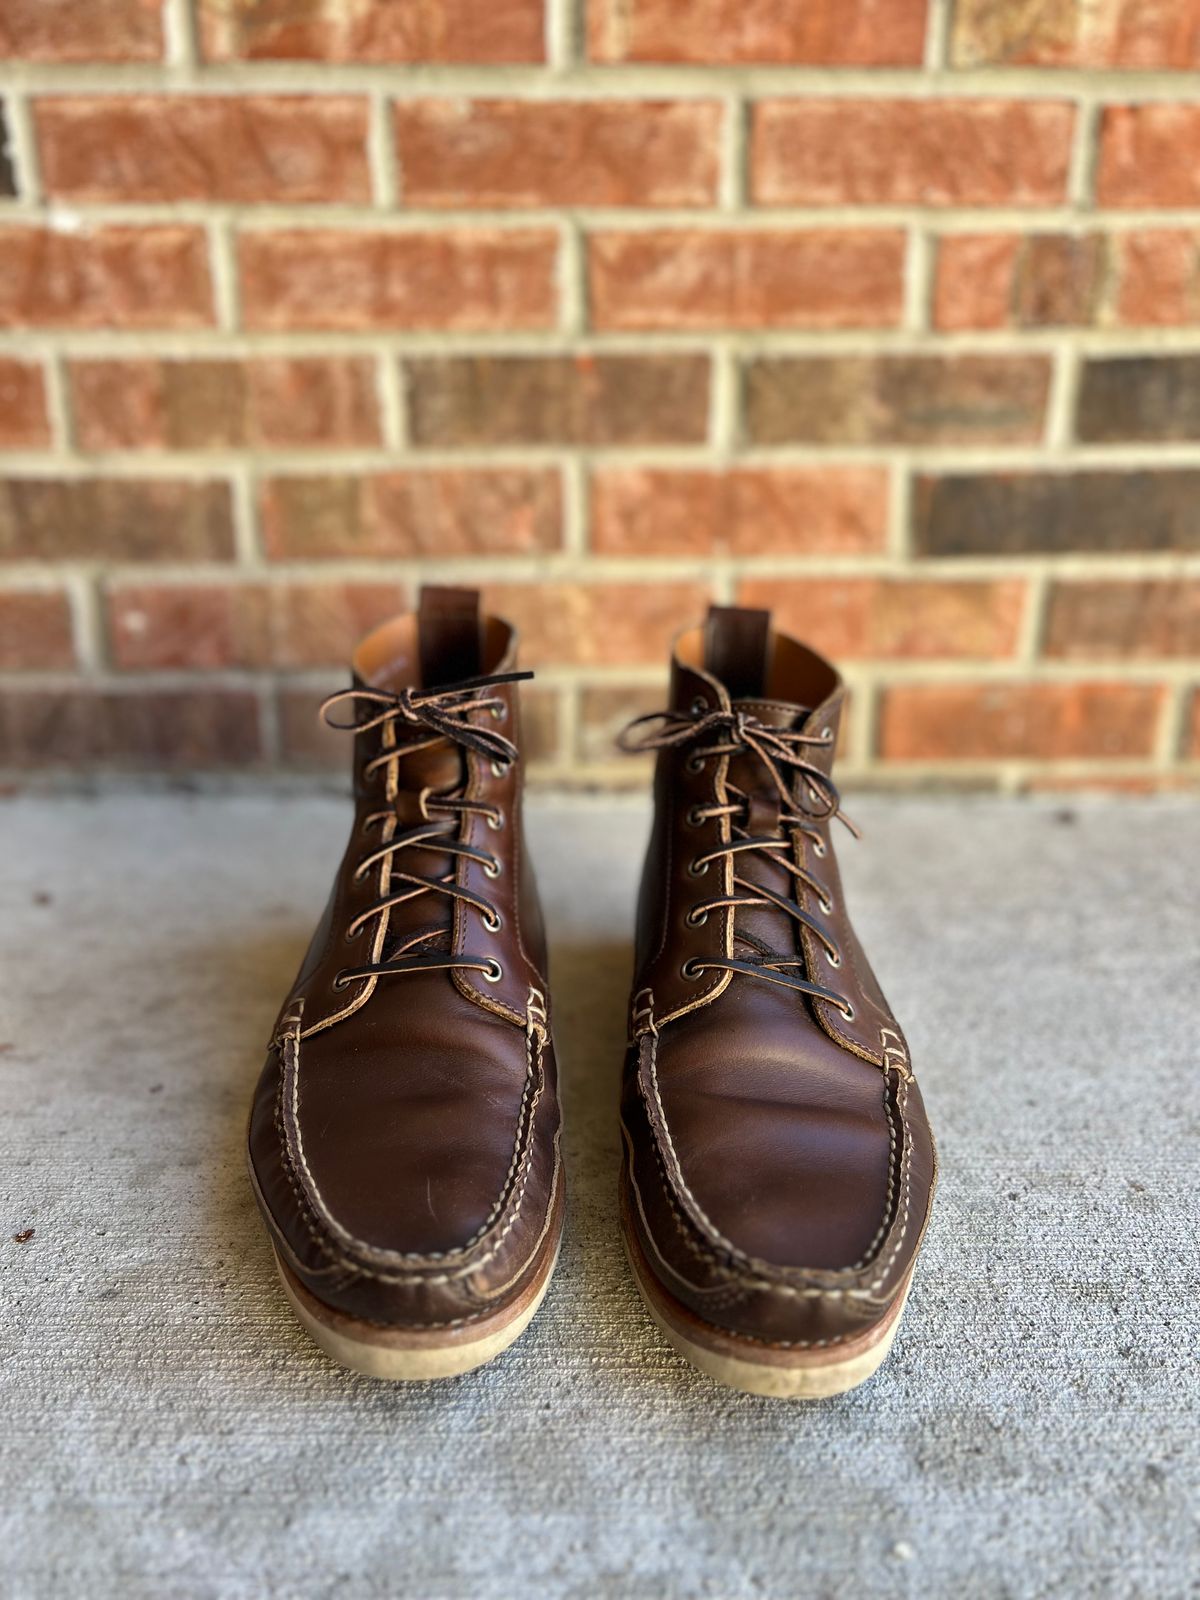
xmin=481 ymin=582 xmax=709 ymax=667
xmin=738 ymin=578 xmax=1025 ymax=660
xmin=1098 ymin=106 xmax=1200 ymax=208
xmin=0 ymin=0 xmax=162 ymax=61
xmin=278 ymin=685 xmax=344 ymax=768
xmin=952 ymin=0 xmax=1200 ymax=67
xmin=0 ymin=688 xmax=261 ymax=767
xmin=588 ymin=0 xmax=927 ymax=64
xmin=35 ymin=96 xmax=370 ymax=204
xmin=0 ymin=226 xmax=213 ymax=329
xmin=751 ymin=100 xmax=1074 ymax=208
xmin=745 ymin=355 xmax=1050 ymax=446
xmin=0 ymin=590 xmax=75 ymax=668
xmin=199 ymin=0 xmax=545 ymax=62
xmin=588 ymin=229 xmax=905 ymax=331
xmin=877 ymin=682 xmax=1163 ymax=761
xmin=70 ymin=357 xmax=381 ymax=452
xmin=105 ymin=580 xmax=410 ymax=670
xmin=1043 ymin=581 xmax=1200 ymax=660
xmin=394 ymin=100 xmax=720 ymax=208
xmin=407 ymin=355 xmax=709 ymax=446
xmin=0 ymin=359 xmax=51 ymax=449
xmin=0 ymin=479 xmax=234 ymax=562
xmin=261 ymin=469 xmax=562 ymax=560
xmin=590 ymin=467 xmax=888 ymax=556
xmin=578 ymin=683 xmax=664 ymax=766
xmin=238 ymin=229 xmax=557 ymax=331
xmin=1116 ymin=231 xmax=1200 ymax=324
xmin=933 ymin=233 xmax=1104 ymax=330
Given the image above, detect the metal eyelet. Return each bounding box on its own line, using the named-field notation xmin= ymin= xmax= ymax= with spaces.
xmin=483 ymin=857 xmax=502 ymax=880
xmin=825 ymin=947 xmax=841 ymax=967
xmin=687 ymin=857 xmax=710 ymax=878
xmin=482 ymin=908 xmax=503 ymax=933
xmin=332 ymin=971 xmax=350 ymax=992
xmin=681 ymin=958 xmax=703 ymax=981
xmin=490 ymin=703 xmax=507 ymax=723
xmin=811 ymin=839 xmax=827 ymax=859
xmin=490 ymin=759 xmax=509 ymax=778
xmin=819 ymin=896 xmax=833 ymax=915
xmin=685 ymin=754 xmax=705 ymax=775
xmin=345 ymin=923 xmax=364 ymax=943
xmin=486 ymin=810 xmax=503 ymax=831
xmin=841 ymin=1002 xmax=856 ymax=1022
xmin=820 ymin=726 xmax=834 ymax=743
xmin=482 ymin=959 xmax=503 ymax=984
xmin=686 ymin=907 xmax=708 ymax=928
xmin=685 ymin=805 xmax=705 ymax=827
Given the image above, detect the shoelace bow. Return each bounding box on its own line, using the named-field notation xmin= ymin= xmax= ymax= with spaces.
xmin=619 ymin=703 xmax=859 ymax=1021
xmin=319 ymin=671 xmax=532 ymax=994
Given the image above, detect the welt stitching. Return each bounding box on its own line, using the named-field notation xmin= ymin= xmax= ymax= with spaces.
xmin=281 ymin=1006 xmax=545 ymax=1279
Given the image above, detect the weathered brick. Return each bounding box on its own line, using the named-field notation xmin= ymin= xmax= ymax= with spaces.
xmin=481 ymin=582 xmax=709 ymax=667
xmin=933 ymin=233 xmax=1104 ymax=330
xmin=0 ymin=359 xmax=51 ymax=448
xmin=1116 ymin=231 xmax=1200 ymax=324
xmin=239 ymin=229 xmax=557 ymax=331
xmin=745 ymin=355 xmax=1050 ymax=446
xmin=1043 ymin=581 xmax=1200 ymax=660
xmin=0 ymin=0 xmax=162 ymax=61
xmin=951 ymin=0 xmax=1200 ymax=67
xmin=1098 ymin=106 xmax=1200 ymax=208
xmin=588 ymin=0 xmax=927 ymax=64
xmin=0 ymin=688 xmax=261 ymax=767
xmin=105 ymin=580 xmax=409 ymax=670
xmin=0 ymin=226 xmax=213 ymax=329
xmin=1078 ymin=355 xmax=1200 ymax=443
xmin=0 ymin=479 xmax=234 ymax=562
xmin=588 ymin=229 xmax=905 ymax=331
xmin=916 ymin=470 xmax=1200 ymax=556
xmin=261 ymin=469 xmax=562 ymax=560
xmin=394 ymin=100 xmax=720 ymax=208
xmin=199 ymin=0 xmax=545 ymax=62
xmin=578 ymin=683 xmax=665 ymax=766
xmin=407 ymin=355 xmax=710 ymax=447
xmin=590 ymin=467 xmax=888 ymax=556
xmin=0 ymin=590 xmax=75 ymax=668
xmin=878 ymin=682 xmax=1164 ymax=761
xmin=70 ymin=357 xmax=381 ymax=452
xmin=35 ymin=96 xmax=371 ymax=204
xmin=751 ymin=100 xmax=1074 ymax=207
xmin=737 ymin=578 xmax=1025 ymax=659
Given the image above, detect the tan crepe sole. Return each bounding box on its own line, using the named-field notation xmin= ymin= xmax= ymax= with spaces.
xmin=623 ymin=1209 xmax=912 ymax=1400
xmin=275 ymin=1212 xmax=561 ymax=1382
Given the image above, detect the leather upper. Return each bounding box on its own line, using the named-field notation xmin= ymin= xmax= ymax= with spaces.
xmin=621 ymin=607 xmax=937 ymax=1348
xmin=248 ymin=589 xmax=562 ymax=1329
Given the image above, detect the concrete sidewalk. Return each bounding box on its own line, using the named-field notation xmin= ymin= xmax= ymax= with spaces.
xmin=1 ymin=792 xmax=1197 ymax=1599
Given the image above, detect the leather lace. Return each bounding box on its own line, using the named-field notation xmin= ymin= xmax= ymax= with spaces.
xmin=619 ymin=703 xmax=858 ymax=1020
xmin=320 ymin=671 xmax=532 ymax=993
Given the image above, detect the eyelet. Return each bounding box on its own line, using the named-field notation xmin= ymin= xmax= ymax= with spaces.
xmin=482 ymin=959 xmax=503 ymax=984
xmin=490 ymin=759 xmax=509 ymax=778
xmin=483 ymin=857 xmax=502 ymax=880
xmin=486 ymin=810 xmax=503 ymax=831
xmin=685 ymin=754 xmax=705 ymax=775
xmin=686 ymin=907 xmax=708 ymax=928
xmin=819 ymin=898 xmax=833 ymax=916
xmin=685 ymin=805 xmax=705 ymax=827
xmin=820 ymin=726 xmax=834 ymax=743
xmin=840 ymin=1002 xmax=856 ymax=1022
xmin=811 ymin=839 xmax=827 ymax=859
xmin=351 ymin=865 xmax=367 ymax=884
xmin=687 ymin=857 xmax=710 ymax=878
xmin=344 ymin=922 xmax=365 ymax=943
xmin=690 ymin=697 xmax=708 ymax=715
xmin=490 ymin=703 xmax=507 ymax=723
xmin=825 ymin=947 xmax=841 ymax=967
xmin=332 ymin=971 xmax=350 ymax=992
xmin=681 ymin=958 xmax=703 ymax=981
xmin=482 ymin=908 xmax=503 ymax=933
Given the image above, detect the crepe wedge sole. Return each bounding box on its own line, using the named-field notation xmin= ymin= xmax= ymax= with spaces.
xmin=623 ymin=1211 xmax=912 ymax=1400
xmin=274 ymin=1201 xmax=562 ymax=1381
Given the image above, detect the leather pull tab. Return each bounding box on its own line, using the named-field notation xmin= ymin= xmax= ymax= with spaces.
xmin=704 ymin=605 xmax=771 ymax=700
xmin=418 ymin=586 xmax=482 ymax=688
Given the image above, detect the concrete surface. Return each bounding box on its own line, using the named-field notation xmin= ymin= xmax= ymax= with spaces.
xmin=1 ymin=792 xmax=1197 ymax=1600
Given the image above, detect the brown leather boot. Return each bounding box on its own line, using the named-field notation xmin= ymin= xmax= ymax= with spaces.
xmin=248 ymin=587 xmax=563 ymax=1379
xmin=618 ymin=605 xmax=937 ymax=1397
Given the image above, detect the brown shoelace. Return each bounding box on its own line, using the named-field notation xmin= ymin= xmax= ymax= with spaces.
xmin=620 ymin=703 xmax=858 ymax=1020
xmin=320 ymin=671 xmax=531 ymax=993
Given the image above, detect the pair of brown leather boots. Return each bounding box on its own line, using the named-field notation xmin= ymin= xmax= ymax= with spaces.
xmin=248 ymin=587 xmax=937 ymax=1399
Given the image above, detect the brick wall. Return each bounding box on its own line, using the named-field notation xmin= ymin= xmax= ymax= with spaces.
xmin=1 ymin=0 xmax=1199 ymax=790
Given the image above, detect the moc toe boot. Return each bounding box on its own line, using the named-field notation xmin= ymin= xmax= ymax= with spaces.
xmin=248 ymin=586 xmax=564 ymax=1379
xmin=618 ymin=605 xmax=937 ymax=1398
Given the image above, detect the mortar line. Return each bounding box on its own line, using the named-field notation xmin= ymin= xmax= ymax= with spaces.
xmin=4 ymin=88 xmax=41 ymax=205
xmin=369 ymin=90 xmax=399 ymax=208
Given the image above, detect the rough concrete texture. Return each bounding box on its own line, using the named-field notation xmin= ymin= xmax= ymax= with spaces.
xmin=1 ymin=793 xmax=1197 ymax=1600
